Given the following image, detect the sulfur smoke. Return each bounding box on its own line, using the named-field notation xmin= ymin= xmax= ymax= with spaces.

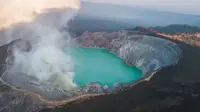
xmin=0 ymin=0 xmax=80 ymax=100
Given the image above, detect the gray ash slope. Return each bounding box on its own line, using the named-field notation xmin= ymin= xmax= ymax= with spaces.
xmin=0 ymin=42 xmax=54 ymax=112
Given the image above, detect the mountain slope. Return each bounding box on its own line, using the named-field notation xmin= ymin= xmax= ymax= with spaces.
xmin=75 ymin=2 xmax=200 ymax=27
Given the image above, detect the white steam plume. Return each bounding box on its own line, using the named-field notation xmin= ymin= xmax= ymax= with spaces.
xmin=0 ymin=0 xmax=80 ymax=100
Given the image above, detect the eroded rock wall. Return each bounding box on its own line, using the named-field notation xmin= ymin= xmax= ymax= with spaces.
xmin=76 ymin=30 xmax=181 ymax=76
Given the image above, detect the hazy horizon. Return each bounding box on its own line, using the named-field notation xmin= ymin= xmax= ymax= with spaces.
xmin=82 ymin=0 xmax=200 ymax=15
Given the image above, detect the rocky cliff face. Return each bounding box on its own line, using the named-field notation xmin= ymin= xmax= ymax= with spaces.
xmin=75 ymin=30 xmax=181 ymax=76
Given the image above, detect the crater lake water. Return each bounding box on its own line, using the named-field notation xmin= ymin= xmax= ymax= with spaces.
xmin=67 ymin=47 xmax=142 ymax=86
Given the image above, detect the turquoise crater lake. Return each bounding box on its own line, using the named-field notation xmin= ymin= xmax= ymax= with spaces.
xmin=67 ymin=47 xmax=143 ymax=86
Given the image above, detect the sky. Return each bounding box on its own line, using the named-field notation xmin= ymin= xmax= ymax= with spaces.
xmin=83 ymin=0 xmax=200 ymax=15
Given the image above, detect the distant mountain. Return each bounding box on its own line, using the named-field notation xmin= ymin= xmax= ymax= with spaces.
xmin=69 ymin=16 xmax=133 ymax=32
xmin=128 ymin=25 xmax=200 ymax=34
xmin=150 ymin=24 xmax=200 ymax=34
xmin=69 ymin=1 xmax=200 ymax=32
